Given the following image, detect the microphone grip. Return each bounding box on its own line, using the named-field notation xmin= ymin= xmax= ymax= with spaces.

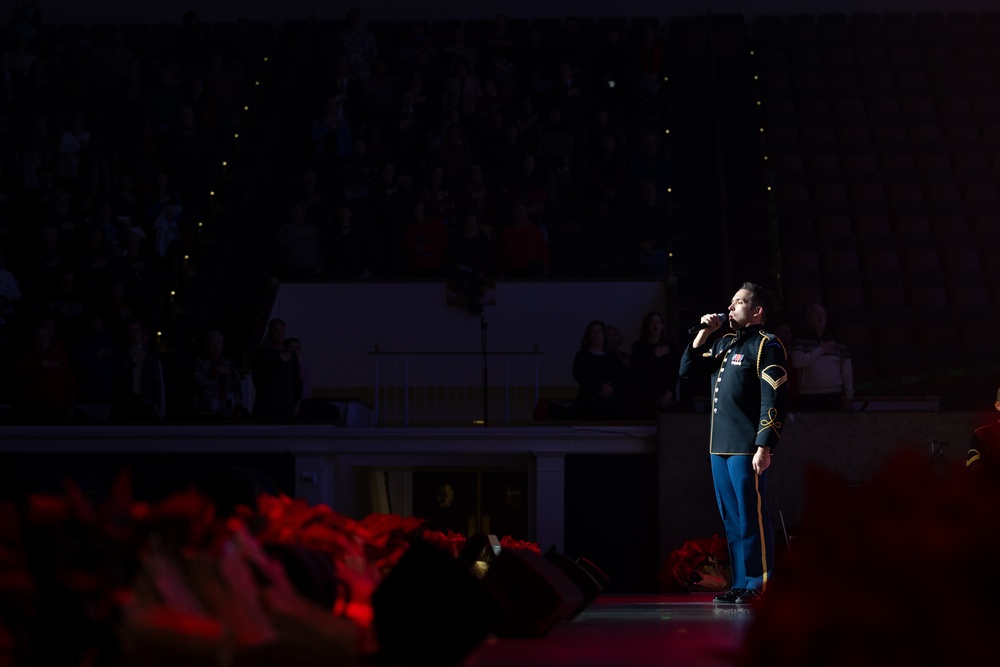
xmin=687 ymin=313 xmax=727 ymax=335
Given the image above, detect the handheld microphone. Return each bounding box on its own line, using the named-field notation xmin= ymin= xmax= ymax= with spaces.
xmin=687 ymin=313 xmax=728 ymax=335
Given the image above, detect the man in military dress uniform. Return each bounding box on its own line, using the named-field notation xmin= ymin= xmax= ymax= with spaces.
xmin=679 ymin=282 xmax=788 ymax=605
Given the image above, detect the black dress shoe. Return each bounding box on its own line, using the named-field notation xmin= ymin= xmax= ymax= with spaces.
xmin=734 ymin=588 xmax=763 ymax=604
xmin=713 ymin=588 xmax=744 ymax=603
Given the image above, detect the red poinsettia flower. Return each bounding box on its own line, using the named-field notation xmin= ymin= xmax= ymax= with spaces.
xmin=498 ymin=536 xmax=542 ymax=554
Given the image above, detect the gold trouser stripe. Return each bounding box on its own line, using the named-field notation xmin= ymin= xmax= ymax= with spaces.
xmin=755 ymin=472 xmax=769 ymax=591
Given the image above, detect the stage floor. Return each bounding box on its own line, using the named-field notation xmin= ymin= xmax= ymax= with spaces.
xmin=462 ymin=593 xmax=753 ymax=667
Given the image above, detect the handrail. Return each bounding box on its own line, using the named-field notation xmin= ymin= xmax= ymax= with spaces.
xmin=370 ymin=348 xmax=545 ymax=428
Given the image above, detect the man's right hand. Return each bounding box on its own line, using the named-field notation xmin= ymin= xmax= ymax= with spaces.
xmin=693 ymin=313 xmax=725 ymax=347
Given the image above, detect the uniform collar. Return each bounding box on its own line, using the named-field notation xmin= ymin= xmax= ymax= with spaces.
xmin=733 ymin=324 xmax=762 ymax=340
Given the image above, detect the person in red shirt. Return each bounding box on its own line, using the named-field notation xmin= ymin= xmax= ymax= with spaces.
xmin=16 ymin=322 xmax=77 ymax=422
xmin=497 ymin=202 xmax=548 ymax=278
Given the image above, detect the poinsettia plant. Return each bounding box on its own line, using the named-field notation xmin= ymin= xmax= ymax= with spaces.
xmin=0 ymin=477 xmax=543 ymax=666
xmin=657 ymin=534 xmax=731 ymax=593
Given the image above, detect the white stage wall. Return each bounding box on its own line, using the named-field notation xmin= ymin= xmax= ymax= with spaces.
xmin=266 ymin=280 xmax=669 ymax=392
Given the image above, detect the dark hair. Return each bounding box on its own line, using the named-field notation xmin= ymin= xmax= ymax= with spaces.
xmin=579 ymin=320 xmax=606 ymax=351
xmin=740 ymin=282 xmax=775 ymax=321
xmin=640 ymin=311 xmax=665 ymax=343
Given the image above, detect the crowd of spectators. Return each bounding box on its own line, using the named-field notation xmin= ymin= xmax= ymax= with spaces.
xmin=572 ymin=311 xmax=682 ymax=421
xmin=279 ymin=10 xmax=676 ymax=283
xmin=0 ymin=6 xmax=680 ymax=421
xmin=0 ymin=6 xmax=267 ymax=418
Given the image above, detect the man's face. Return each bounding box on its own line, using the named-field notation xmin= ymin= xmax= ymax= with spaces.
xmin=728 ymin=289 xmax=759 ymax=329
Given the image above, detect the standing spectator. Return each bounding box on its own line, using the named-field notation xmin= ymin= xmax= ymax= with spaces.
xmin=72 ymin=313 xmax=116 ymax=407
xmin=627 ymin=181 xmax=670 ymax=277
xmin=8 ymin=0 xmax=42 ymax=42
xmin=441 ymin=26 xmax=478 ymax=76
xmin=277 ymin=202 xmax=322 ymax=279
xmin=627 ymin=131 xmax=672 ymax=199
xmin=336 ymin=7 xmax=377 ymax=81
xmin=790 ymin=303 xmax=853 ymax=411
xmin=55 ymin=111 xmax=90 ymax=187
xmin=606 ymin=324 xmax=630 ymax=367
xmin=311 ymin=95 xmax=352 ymax=168
xmin=442 ymin=59 xmax=482 ymax=123
xmin=629 ymin=311 xmax=680 ymax=419
xmin=283 ymin=337 xmax=311 ymax=400
xmin=0 ymin=251 xmax=22 ymax=316
xmin=402 ymin=200 xmax=448 ymax=278
xmin=504 ymin=154 xmax=548 ymax=223
xmin=329 ymin=55 xmax=364 ymax=127
xmin=251 ymin=318 xmax=301 ymax=421
xmin=111 ymin=227 xmax=160 ymax=324
xmin=191 ymin=329 xmax=245 ymax=418
xmin=15 ymin=322 xmax=77 ymax=423
xmin=573 ymin=320 xmax=625 ymax=420
xmin=588 ymin=132 xmax=625 ymax=208
xmin=497 ymin=202 xmax=548 ymax=278
xmin=111 ymin=319 xmax=165 ymax=420
xmin=418 ymin=165 xmax=456 ymax=229
xmin=322 ymin=204 xmax=373 ymax=280
xmin=446 ymin=212 xmax=496 ymax=314
xmin=432 ymin=123 xmax=474 ymax=194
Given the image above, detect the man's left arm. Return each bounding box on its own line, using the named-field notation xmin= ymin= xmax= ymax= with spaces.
xmin=754 ymin=336 xmax=789 ymax=473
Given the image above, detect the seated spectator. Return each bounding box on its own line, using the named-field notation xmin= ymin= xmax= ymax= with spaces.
xmin=111 ymin=319 xmax=166 ymax=420
xmin=191 ymin=329 xmax=246 ymax=418
xmin=277 ymin=202 xmax=322 ymax=279
xmin=573 ymin=320 xmax=625 ymax=420
xmin=252 ymin=317 xmax=301 ymax=421
xmin=628 ymin=311 xmax=680 ymax=419
xmin=72 ymin=313 xmax=116 ymax=406
xmin=15 ymin=322 xmax=77 ymax=423
xmin=497 ymin=202 xmax=548 ymax=278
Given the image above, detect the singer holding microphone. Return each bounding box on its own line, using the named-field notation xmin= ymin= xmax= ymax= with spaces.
xmin=678 ymin=282 xmax=789 ymax=605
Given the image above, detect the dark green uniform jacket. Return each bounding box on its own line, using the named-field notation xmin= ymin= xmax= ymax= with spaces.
xmin=679 ymin=325 xmax=789 ymax=455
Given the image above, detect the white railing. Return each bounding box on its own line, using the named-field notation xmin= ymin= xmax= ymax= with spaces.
xmin=370 ymin=347 xmax=543 ymax=427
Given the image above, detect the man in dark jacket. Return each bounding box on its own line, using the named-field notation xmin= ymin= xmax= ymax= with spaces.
xmin=679 ymin=282 xmax=789 ymax=605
